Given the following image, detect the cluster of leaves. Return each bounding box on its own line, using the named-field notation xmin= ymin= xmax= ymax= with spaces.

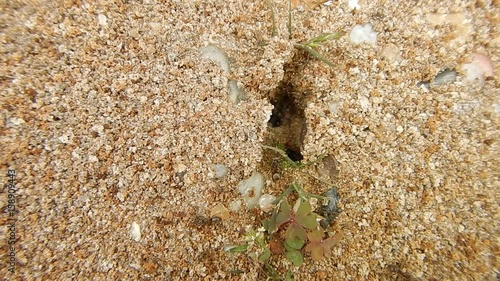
xmin=262 ymin=196 xmax=340 ymax=266
xmin=225 ymin=183 xmax=341 ymax=280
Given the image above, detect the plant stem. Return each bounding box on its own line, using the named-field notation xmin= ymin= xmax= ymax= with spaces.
xmin=261 ymin=145 xmax=300 ymax=168
xmin=291 ymin=182 xmax=328 ymax=201
xmin=272 ymin=185 xmax=294 ymax=205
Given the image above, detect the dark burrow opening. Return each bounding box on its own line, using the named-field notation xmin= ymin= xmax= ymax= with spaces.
xmin=267 ymin=81 xmax=306 ymax=161
xmin=264 ymin=54 xmax=311 ymax=162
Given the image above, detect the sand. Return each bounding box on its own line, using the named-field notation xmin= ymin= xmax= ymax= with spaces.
xmin=0 ymin=0 xmax=498 ymax=280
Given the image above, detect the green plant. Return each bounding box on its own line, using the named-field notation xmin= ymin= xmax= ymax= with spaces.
xmin=225 ymin=182 xmax=341 ymax=279
xmin=304 ymin=229 xmax=341 ymax=261
xmin=268 ymin=198 xmax=319 ymax=266
xmin=266 ymin=0 xmax=343 ymax=67
xmin=294 ymin=32 xmax=343 ymax=68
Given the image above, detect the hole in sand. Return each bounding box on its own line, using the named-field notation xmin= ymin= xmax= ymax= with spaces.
xmin=265 ymin=53 xmax=311 ymax=160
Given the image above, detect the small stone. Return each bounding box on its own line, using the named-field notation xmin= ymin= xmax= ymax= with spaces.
xmin=316 ymin=155 xmax=339 ymax=182
xmin=237 ymin=172 xmax=264 ymax=209
xmin=461 ymin=53 xmax=494 ymax=83
xmin=98 ymin=14 xmax=107 ymax=26
xmin=213 ymin=164 xmax=228 ymax=178
xmin=350 ymin=24 xmax=377 ymax=45
xmin=258 ymin=194 xmax=276 ymax=212
xmin=380 ymin=44 xmax=401 ymax=64
xmin=210 ymin=203 xmax=230 ymax=220
xmin=229 ymin=200 xmax=242 ymax=212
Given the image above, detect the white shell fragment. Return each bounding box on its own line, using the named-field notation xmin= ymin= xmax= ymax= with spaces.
xmin=200 ymin=44 xmax=246 ymax=103
xmin=350 ymin=24 xmax=377 ymax=45
xmin=237 ymin=172 xmax=264 ymax=209
xmin=200 ymin=44 xmax=231 ymax=73
xmin=130 ymin=222 xmax=141 ymax=242
xmin=258 ymin=194 xmax=276 ymax=212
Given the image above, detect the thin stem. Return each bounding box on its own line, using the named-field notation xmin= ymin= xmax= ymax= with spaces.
xmin=291 ymin=182 xmax=328 ymax=201
xmin=261 ymin=145 xmax=300 ymax=168
xmin=272 ymin=185 xmax=294 ymax=205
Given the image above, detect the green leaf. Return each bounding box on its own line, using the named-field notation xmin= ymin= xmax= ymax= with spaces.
xmin=307 ymin=229 xmax=324 ymax=242
xmin=223 ymin=244 xmax=248 ymax=253
xmin=285 ymin=250 xmax=303 ymax=267
xmin=295 ymin=200 xmax=318 ymax=230
xmin=293 ymin=44 xmax=336 ymax=68
xmin=285 ymin=270 xmax=293 ymax=281
xmin=296 ymin=200 xmax=311 ymax=218
xmin=305 ymin=32 xmax=343 ymax=48
xmin=258 ymin=247 xmax=271 ymax=263
xmin=262 ymin=218 xmax=270 ymax=232
xmin=285 ymin=236 xmax=305 ymax=250
xmin=283 ymin=239 xmax=296 ymax=252
xmin=285 ymin=223 xmax=307 ymax=243
xmin=298 ymin=214 xmax=318 ymax=230
xmin=275 ymin=200 xmax=291 ymax=227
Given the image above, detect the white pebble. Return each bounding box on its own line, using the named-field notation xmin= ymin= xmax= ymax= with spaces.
xmin=98 ymin=14 xmax=107 ymax=26
xmin=347 ymin=0 xmax=361 ymax=10
xmin=200 ymin=44 xmax=231 ymax=73
xmin=237 ymin=172 xmax=264 ymax=209
xmin=461 ymin=53 xmax=494 ymax=83
xmin=258 ymin=194 xmax=276 ymax=212
xmin=130 ymin=222 xmax=141 ymax=242
xmin=350 ymin=24 xmax=377 ymax=45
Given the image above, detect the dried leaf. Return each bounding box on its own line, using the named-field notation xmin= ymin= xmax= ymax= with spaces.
xmin=307 ymin=229 xmax=324 ymax=242
xmin=305 ymin=242 xmax=324 ymax=261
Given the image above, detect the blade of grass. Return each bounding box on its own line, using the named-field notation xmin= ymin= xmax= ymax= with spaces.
xmin=293 ymin=43 xmax=335 ymax=68
xmin=268 ymin=0 xmax=277 ymax=37
xmin=261 ymin=145 xmax=300 ymax=168
xmin=305 ymin=32 xmax=343 ymax=47
xmin=287 ymin=0 xmax=292 ymax=39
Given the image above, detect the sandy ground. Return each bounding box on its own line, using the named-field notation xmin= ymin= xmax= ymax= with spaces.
xmin=0 ymin=0 xmax=499 ymax=280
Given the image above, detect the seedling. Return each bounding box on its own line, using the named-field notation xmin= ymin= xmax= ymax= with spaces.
xmin=225 ymin=182 xmax=341 ymax=279
xmin=294 ymin=32 xmax=343 ymax=68
xmin=266 ymin=0 xmax=343 ymax=67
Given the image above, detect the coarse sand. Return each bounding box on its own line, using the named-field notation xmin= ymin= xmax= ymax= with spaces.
xmin=0 ymin=0 xmax=498 ymax=280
